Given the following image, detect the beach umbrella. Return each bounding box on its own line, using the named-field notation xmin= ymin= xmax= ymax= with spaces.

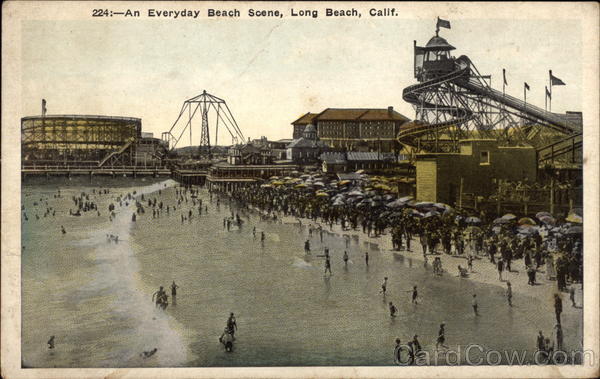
xmin=313 ymin=181 xmax=325 ymax=187
xmin=411 ymin=210 xmax=424 ymax=217
xmin=565 ymin=213 xmax=583 ymax=224
xmin=294 ymin=183 xmax=307 ymax=189
xmin=565 ymin=225 xmax=583 ymax=235
xmin=300 ymin=174 xmax=310 ymax=178
xmin=415 ymin=201 xmax=433 ymax=208
xmin=398 ymin=196 xmax=413 ymax=202
xmin=433 ymin=202 xmax=449 ymax=210
xmin=338 ymin=180 xmax=351 ymax=186
xmin=260 ymin=184 xmax=273 ymax=188
xmin=332 ymin=198 xmax=345 ymax=206
xmin=535 ymin=211 xmax=552 ymax=219
xmin=423 ymin=210 xmax=440 ymax=218
xmin=271 ymin=181 xmax=285 ymax=186
xmin=493 ymin=217 xmax=510 ymax=224
xmin=465 ymin=216 xmax=481 ymax=225
xmin=501 ymin=213 xmax=517 ymax=221
xmin=538 ymin=215 xmax=556 ymax=226
xmin=355 ymin=169 xmax=365 ymax=174
xmin=347 ymin=190 xmax=364 ymax=197
xmin=517 ymin=225 xmax=537 ymax=235
xmin=316 ymin=192 xmax=329 ymax=197
xmin=384 ymin=194 xmax=395 ymax=201
xmin=269 ymin=176 xmax=279 ymax=180
xmin=386 ymin=199 xmax=406 ymax=209
xmin=518 ymin=217 xmax=536 ymax=226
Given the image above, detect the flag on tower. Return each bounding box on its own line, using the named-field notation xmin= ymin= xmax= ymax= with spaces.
xmin=502 ymin=69 xmax=508 ymax=86
xmin=524 ymin=82 xmax=530 ymax=91
xmin=549 ymin=70 xmax=566 ymax=86
xmin=42 ymin=99 xmax=47 ymax=117
xmin=437 ymin=17 xmax=451 ymax=30
xmin=545 ymin=86 xmax=551 ymax=100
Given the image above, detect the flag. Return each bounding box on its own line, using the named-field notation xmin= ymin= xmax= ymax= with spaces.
xmin=42 ymin=99 xmax=47 ymax=116
xmin=549 ymin=70 xmax=566 ymax=86
xmin=545 ymin=86 xmax=551 ymax=100
xmin=524 ymin=82 xmax=530 ymax=91
xmin=437 ymin=17 xmax=451 ymax=30
xmin=502 ymin=69 xmax=507 ymax=86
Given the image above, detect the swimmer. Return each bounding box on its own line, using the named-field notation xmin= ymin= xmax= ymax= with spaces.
xmin=141 ymin=348 xmax=158 ymax=358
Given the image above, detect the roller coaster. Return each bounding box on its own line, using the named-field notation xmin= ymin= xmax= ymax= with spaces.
xmin=399 ymin=26 xmax=582 ymax=159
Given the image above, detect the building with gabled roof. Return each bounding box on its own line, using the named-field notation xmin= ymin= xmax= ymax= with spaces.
xmin=291 ymin=107 xmax=411 ymax=153
xmin=291 ymin=112 xmax=319 ymax=139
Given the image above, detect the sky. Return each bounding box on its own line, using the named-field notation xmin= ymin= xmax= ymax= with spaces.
xmin=20 ymin=8 xmax=583 ymax=147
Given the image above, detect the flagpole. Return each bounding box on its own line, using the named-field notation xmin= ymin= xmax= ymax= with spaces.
xmin=544 ymin=86 xmax=547 ymax=111
xmin=549 ymin=70 xmax=552 ymax=112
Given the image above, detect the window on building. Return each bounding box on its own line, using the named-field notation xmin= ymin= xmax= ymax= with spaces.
xmin=480 ymin=151 xmax=490 ymax=164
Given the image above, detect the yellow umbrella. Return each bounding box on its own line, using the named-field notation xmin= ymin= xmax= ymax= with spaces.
xmin=295 ymin=183 xmax=307 ymax=189
xmin=316 ymin=192 xmax=329 ymax=197
xmin=338 ymin=180 xmax=351 ymax=186
xmin=271 ymin=181 xmax=284 ymax=186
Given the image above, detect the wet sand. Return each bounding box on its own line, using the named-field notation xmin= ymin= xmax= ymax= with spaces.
xmin=21 ymin=180 xmax=583 ymax=367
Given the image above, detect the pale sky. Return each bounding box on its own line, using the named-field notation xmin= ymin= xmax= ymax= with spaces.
xmin=21 ymin=9 xmax=582 ymax=146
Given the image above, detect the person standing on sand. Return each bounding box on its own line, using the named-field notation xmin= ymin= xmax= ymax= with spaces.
xmin=497 ymin=258 xmax=504 ymax=281
xmin=324 ymin=255 xmax=332 ymax=275
xmin=389 ymin=302 xmax=397 ymax=317
xmin=569 ymin=286 xmax=576 ymax=307
xmin=506 ymin=281 xmax=513 ymax=307
xmin=343 ymin=251 xmax=349 ymax=266
xmin=472 ymin=294 xmax=479 ymax=316
xmin=365 ymin=252 xmax=369 ymax=266
xmin=554 ymin=293 xmax=562 ymax=325
xmin=435 ymin=323 xmax=447 ymax=349
xmin=380 ymin=277 xmax=388 ymax=295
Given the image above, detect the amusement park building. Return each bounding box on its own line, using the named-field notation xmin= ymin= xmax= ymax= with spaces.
xmin=21 ymin=114 xmax=167 ymax=167
xmin=21 ymin=114 xmax=141 ymax=164
xmin=291 ymin=107 xmax=410 ymax=153
xmin=415 ymin=139 xmax=537 ymax=205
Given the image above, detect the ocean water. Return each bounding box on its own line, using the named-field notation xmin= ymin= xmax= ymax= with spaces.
xmin=21 ymin=179 xmax=582 ymax=367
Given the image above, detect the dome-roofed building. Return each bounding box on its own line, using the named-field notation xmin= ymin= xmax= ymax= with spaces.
xmin=286 ymin=123 xmax=328 ymax=164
